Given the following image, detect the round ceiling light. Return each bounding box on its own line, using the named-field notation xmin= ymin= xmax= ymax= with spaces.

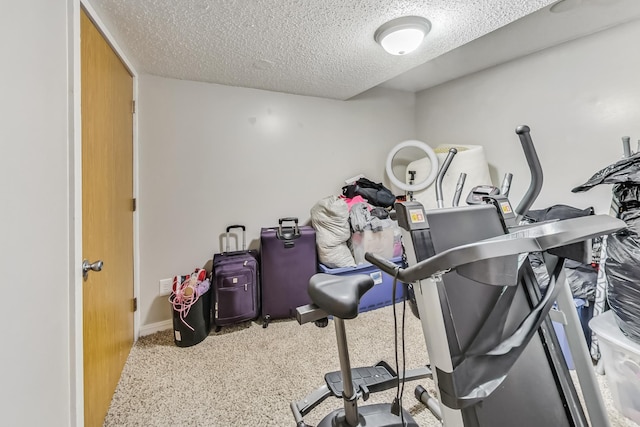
xmin=374 ymin=16 xmax=432 ymax=56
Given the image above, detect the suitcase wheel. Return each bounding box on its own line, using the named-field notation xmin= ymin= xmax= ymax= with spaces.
xmin=314 ymin=318 xmax=329 ymax=328
xmin=262 ymin=315 xmax=271 ymax=328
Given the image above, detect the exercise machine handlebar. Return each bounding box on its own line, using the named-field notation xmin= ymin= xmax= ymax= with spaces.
xmin=436 ymin=148 xmax=458 ymax=208
xmin=500 ymin=173 xmax=513 ymax=197
xmin=365 ymin=236 xmax=540 ymax=284
xmin=514 ymin=125 xmax=543 ymax=219
xmin=622 ymin=136 xmax=632 ymax=158
xmin=365 ymin=214 xmax=625 ymax=285
xmin=452 ymin=173 xmax=467 ymax=207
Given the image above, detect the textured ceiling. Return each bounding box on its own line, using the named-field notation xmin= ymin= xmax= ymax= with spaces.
xmin=381 ymin=0 xmax=640 ymax=93
xmin=87 ymin=0 xmax=556 ymax=100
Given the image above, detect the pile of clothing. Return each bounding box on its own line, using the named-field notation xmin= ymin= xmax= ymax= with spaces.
xmin=311 ymin=177 xmax=401 ymax=268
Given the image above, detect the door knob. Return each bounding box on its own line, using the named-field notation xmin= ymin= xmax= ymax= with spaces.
xmin=83 ymin=259 xmax=104 ymax=279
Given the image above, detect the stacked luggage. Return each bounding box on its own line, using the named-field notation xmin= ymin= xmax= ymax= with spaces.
xmin=210 ymin=219 xmax=318 ymax=330
xmin=202 ymin=205 xmax=397 ymax=333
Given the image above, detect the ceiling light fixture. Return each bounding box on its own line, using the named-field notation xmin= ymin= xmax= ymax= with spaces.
xmin=374 ymin=16 xmax=431 ymax=56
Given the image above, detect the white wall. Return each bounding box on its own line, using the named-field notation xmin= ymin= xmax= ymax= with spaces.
xmin=1 ymin=2 xmax=634 ymax=423
xmin=415 ymin=19 xmax=640 ymax=215
xmin=138 ymin=76 xmax=415 ymax=325
xmin=0 ymin=1 xmax=73 ymax=425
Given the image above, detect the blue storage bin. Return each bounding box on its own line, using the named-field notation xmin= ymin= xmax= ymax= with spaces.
xmin=552 ymin=299 xmax=594 ymax=370
xmin=318 ymin=257 xmax=406 ymax=313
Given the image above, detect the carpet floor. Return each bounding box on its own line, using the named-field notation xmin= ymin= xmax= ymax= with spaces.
xmin=106 ymin=304 xmax=639 ymax=426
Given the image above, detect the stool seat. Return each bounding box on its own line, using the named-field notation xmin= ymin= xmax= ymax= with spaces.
xmin=308 ymin=273 xmax=374 ymax=319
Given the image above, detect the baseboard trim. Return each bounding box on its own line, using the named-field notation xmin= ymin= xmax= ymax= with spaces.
xmin=139 ymin=319 xmax=172 ymax=336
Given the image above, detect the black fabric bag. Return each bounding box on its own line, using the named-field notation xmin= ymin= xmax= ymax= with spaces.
xmin=603 ymin=185 xmax=640 ymax=344
xmin=572 ymin=152 xmax=640 ymax=193
xmin=524 ymin=204 xmax=597 ymax=301
xmin=574 ymin=158 xmax=640 ymax=344
xmin=524 ymin=204 xmax=594 ymax=222
xmin=342 ymin=177 xmax=396 ymax=208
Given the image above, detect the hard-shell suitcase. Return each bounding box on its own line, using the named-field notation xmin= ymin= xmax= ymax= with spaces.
xmin=212 ymin=225 xmax=259 ymax=330
xmin=260 ymin=217 xmax=317 ymax=328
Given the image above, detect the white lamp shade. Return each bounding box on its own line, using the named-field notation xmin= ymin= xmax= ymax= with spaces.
xmin=374 ymin=16 xmax=431 ymax=56
xmin=380 ymin=28 xmax=425 ymax=55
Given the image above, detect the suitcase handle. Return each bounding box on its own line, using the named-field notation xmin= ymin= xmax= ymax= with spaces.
xmin=278 ymin=217 xmax=300 ymax=240
xmin=278 ymin=217 xmax=298 ymax=225
xmin=225 ymin=225 xmax=246 ymax=252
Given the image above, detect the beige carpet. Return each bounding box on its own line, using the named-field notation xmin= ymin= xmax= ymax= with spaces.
xmin=106 ymin=304 xmax=638 ymax=426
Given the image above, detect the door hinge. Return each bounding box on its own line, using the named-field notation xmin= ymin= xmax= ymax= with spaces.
xmin=132 ymin=198 xmax=137 ymax=212
xmin=132 ymin=100 xmax=136 ymax=114
xmin=133 ymin=297 xmax=138 ymax=312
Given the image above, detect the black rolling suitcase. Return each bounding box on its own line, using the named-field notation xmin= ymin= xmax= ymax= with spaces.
xmin=212 ymin=225 xmax=259 ymax=331
xmin=260 ymin=217 xmax=317 ymax=328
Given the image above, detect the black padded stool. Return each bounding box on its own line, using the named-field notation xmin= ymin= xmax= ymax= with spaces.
xmin=308 ymin=273 xmax=374 ymax=319
xmin=304 ymin=273 xmax=418 ymax=427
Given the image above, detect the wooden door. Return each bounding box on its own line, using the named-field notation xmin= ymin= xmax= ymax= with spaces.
xmin=81 ymin=9 xmax=134 ymax=427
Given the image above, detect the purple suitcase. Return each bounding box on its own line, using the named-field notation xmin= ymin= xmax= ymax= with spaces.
xmin=212 ymin=225 xmax=259 ymax=330
xmin=260 ymin=217 xmax=317 ymax=328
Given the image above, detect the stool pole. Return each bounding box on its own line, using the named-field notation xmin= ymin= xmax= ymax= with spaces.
xmin=334 ymin=317 xmax=359 ymax=426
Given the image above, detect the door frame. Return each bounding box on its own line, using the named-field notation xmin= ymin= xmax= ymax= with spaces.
xmin=70 ymin=1 xmax=140 ymax=424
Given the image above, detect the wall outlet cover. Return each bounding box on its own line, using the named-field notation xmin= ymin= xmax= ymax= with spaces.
xmin=159 ymin=278 xmax=173 ymax=296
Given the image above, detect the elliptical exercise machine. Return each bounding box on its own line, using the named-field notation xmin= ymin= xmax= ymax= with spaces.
xmin=292 ymin=126 xmax=624 ymax=427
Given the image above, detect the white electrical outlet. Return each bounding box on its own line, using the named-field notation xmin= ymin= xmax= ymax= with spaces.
xmin=159 ymin=278 xmax=173 ymax=296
